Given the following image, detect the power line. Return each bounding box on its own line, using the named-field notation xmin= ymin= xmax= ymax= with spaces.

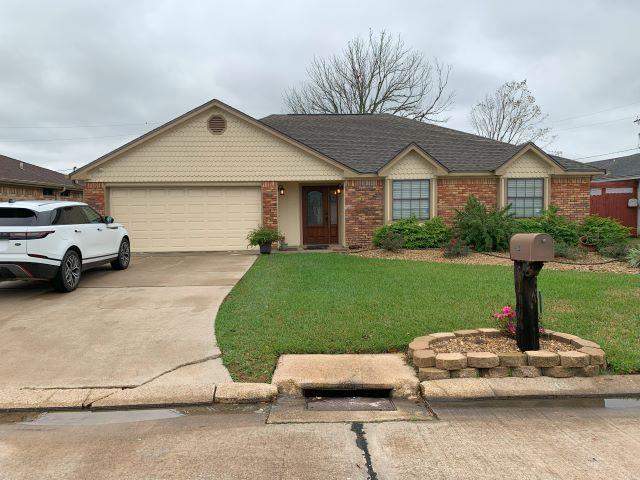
xmin=547 ymin=100 xmax=640 ymax=124
xmin=0 ymin=122 xmax=160 ymax=129
xmin=553 ymin=116 xmax=637 ymax=132
xmin=0 ymin=132 xmax=146 ymax=143
xmin=573 ymin=147 xmax=639 ymax=161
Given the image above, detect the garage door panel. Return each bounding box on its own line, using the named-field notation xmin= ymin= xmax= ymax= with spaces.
xmin=109 ymin=186 xmax=261 ymax=252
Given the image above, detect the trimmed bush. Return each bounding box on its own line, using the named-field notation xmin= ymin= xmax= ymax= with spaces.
xmin=376 ymin=230 xmax=404 ymax=251
xmin=443 ymin=237 xmax=470 ymax=257
xmin=513 ymin=207 xmax=581 ymax=245
xmin=372 ymin=216 xmax=452 ymax=249
xmin=554 ymin=241 xmax=582 ymax=260
xmin=453 ymin=196 xmax=515 ymax=252
xmin=579 ymin=215 xmax=631 ymax=249
xmin=598 ymin=242 xmax=631 ymax=260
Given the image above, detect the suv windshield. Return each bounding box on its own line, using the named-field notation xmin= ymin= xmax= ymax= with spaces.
xmin=0 ymin=208 xmax=38 ymax=226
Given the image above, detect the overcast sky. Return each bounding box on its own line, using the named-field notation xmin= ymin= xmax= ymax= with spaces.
xmin=1 ymin=0 xmax=638 ymax=173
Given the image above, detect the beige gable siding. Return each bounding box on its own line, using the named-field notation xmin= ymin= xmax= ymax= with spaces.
xmin=384 ymin=151 xmax=437 ymax=179
xmin=501 ymin=151 xmax=553 ymax=178
xmin=83 ymin=107 xmax=345 ymax=183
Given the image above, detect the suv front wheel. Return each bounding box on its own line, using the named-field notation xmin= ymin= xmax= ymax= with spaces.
xmin=111 ymin=238 xmax=130 ymax=270
xmin=52 ymin=249 xmax=82 ymax=292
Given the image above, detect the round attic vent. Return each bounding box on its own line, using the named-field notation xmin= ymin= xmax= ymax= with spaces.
xmin=207 ymin=115 xmax=226 ymax=134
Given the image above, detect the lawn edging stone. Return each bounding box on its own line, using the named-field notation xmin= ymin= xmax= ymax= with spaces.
xmin=408 ymin=328 xmax=606 ymax=384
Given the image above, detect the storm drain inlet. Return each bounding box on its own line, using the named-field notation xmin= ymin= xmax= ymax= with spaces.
xmin=303 ymin=388 xmax=395 ymax=412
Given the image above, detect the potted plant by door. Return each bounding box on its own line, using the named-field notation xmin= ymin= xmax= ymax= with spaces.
xmin=247 ymin=226 xmax=282 ymax=254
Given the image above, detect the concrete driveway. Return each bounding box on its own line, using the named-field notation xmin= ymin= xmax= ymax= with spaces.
xmin=0 ymin=252 xmax=256 ymax=390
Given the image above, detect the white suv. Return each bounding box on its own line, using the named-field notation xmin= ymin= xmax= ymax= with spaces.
xmin=0 ymin=200 xmax=130 ymax=292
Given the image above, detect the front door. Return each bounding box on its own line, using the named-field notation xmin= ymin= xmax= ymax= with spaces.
xmin=302 ymin=186 xmax=339 ymax=245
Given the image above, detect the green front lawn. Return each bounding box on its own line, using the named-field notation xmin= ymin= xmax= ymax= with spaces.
xmin=216 ymin=253 xmax=639 ymax=382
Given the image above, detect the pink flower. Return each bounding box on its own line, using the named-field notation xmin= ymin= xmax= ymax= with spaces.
xmin=507 ymin=322 xmax=516 ymax=335
xmin=502 ymin=306 xmax=515 ymax=317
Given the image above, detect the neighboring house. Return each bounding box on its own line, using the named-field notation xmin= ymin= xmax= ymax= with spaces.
xmin=587 ymin=153 xmax=640 ymax=236
xmin=70 ymin=99 xmax=602 ymax=252
xmin=0 ymin=154 xmax=83 ymax=201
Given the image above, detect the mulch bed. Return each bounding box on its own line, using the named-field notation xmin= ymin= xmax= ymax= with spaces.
xmin=353 ymin=248 xmax=638 ymax=274
xmin=431 ymin=335 xmax=575 ymax=354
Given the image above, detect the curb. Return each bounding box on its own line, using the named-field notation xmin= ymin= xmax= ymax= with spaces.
xmin=0 ymin=382 xmax=278 ymax=412
xmin=420 ymin=375 xmax=640 ymax=401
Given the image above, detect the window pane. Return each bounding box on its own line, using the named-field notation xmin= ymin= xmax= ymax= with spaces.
xmin=507 ymin=178 xmax=544 ymax=218
xmin=392 ymin=180 xmax=430 ymax=220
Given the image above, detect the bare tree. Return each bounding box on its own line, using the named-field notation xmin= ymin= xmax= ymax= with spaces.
xmin=284 ymin=30 xmax=454 ymax=122
xmin=470 ymin=80 xmax=555 ymax=146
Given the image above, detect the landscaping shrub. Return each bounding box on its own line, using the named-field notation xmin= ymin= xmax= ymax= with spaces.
xmin=246 ymin=226 xmax=281 ymax=246
xmin=579 ymin=215 xmax=631 ymax=249
xmin=375 ymin=230 xmax=404 ymax=251
xmin=554 ymin=241 xmax=582 ymax=260
xmin=453 ymin=196 xmax=515 ymax=252
xmin=598 ymin=242 xmax=631 ymax=260
xmin=372 ymin=216 xmax=452 ymax=249
xmin=627 ymin=247 xmax=640 ymax=268
xmin=443 ymin=237 xmax=470 ymax=257
xmin=513 ymin=207 xmax=581 ymax=245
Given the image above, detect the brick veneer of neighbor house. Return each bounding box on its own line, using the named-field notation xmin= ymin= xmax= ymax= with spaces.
xmin=261 ymin=181 xmax=278 ymax=230
xmin=550 ymin=176 xmax=590 ymax=221
xmin=83 ymin=182 xmax=106 ymax=215
xmin=437 ymin=177 xmax=498 ymax=222
xmin=0 ymin=184 xmax=82 ymax=202
xmin=344 ymin=179 xmax=384 ymax=248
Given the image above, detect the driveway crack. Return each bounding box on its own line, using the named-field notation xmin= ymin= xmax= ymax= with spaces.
xmin=20 ymin=353 xmax=222 ymax=391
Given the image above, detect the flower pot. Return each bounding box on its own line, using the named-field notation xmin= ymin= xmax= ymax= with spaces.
xmin=259 ymin=243 xmax=272 ymax=254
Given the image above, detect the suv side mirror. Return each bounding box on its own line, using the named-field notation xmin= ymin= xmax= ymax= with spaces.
xmin=104 ymin=216 xmax=114 ymax=224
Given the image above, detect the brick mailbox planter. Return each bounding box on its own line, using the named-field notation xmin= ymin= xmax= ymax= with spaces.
xmin=408 ymin=329 xmax=606 ymax=381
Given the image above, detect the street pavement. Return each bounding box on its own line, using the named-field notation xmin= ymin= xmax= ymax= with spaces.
xmin=1 ymin=398 xmax=639 ymax=479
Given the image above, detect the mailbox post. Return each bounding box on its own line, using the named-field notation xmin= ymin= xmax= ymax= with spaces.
xmin=509 ymin=233 xmax=554 ymax=351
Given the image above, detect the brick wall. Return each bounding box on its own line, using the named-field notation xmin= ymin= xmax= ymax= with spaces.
xmin=0 ymin=183 xmax=83 ymax=202
xmin=344 ymin=179 xmax=384 ymax=248
xmin=437 ymin=177 xmax=498 ymax=222
xmin=261 ymin=181 xmax=278 ymax=230
xmin=550 ymin=176 xmax=590 ymax=221
xmin=83 ymin=182 xmax=106 ymax=215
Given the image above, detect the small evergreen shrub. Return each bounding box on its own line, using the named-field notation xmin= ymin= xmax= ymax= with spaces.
xmin=554 ymin=241 xmax=582 ymax=260
xmin=376 ymin=230 xmax=404 ymax=251
xmin=453 ymin=196 xmax=515 ymax=252
xmin=627 ymin=247 xmax=640 ymax=268
xmin=372 ymin=216 xmax=452 ymax=249
xmin=443 ymin=237 xmax=470 ymax=257
xmin=598 ymin=242 xmax=631 ymax=260
xmin=513 ymin=207 xmax=581 ymax=245
xmin=579 ymin=216 xmax=631 ymax=249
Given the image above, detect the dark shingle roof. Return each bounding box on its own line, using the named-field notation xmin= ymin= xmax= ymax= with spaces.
xmin=260 ymin=113 xmax=602 ymax=174
xmin=588 ymin=153 xmax=640 ymax=181
xmin=0 ymin=154 xmax=81 ymax=189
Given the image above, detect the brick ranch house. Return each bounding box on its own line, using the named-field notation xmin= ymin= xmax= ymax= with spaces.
xmin=71 ymin=99 xmax=602 ymax=252
xmin=0 ymin=154 xmax=83 ymax=202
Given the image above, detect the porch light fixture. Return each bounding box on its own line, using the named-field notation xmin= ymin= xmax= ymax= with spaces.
xmin=278 ymin=185 xmax=285 ymax=196
xmin=336 ymin=184 xmax=343 ymax=195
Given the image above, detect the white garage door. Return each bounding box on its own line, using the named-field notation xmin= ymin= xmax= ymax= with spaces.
xmin=109 ymin=186 xmax=261 ymax=252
